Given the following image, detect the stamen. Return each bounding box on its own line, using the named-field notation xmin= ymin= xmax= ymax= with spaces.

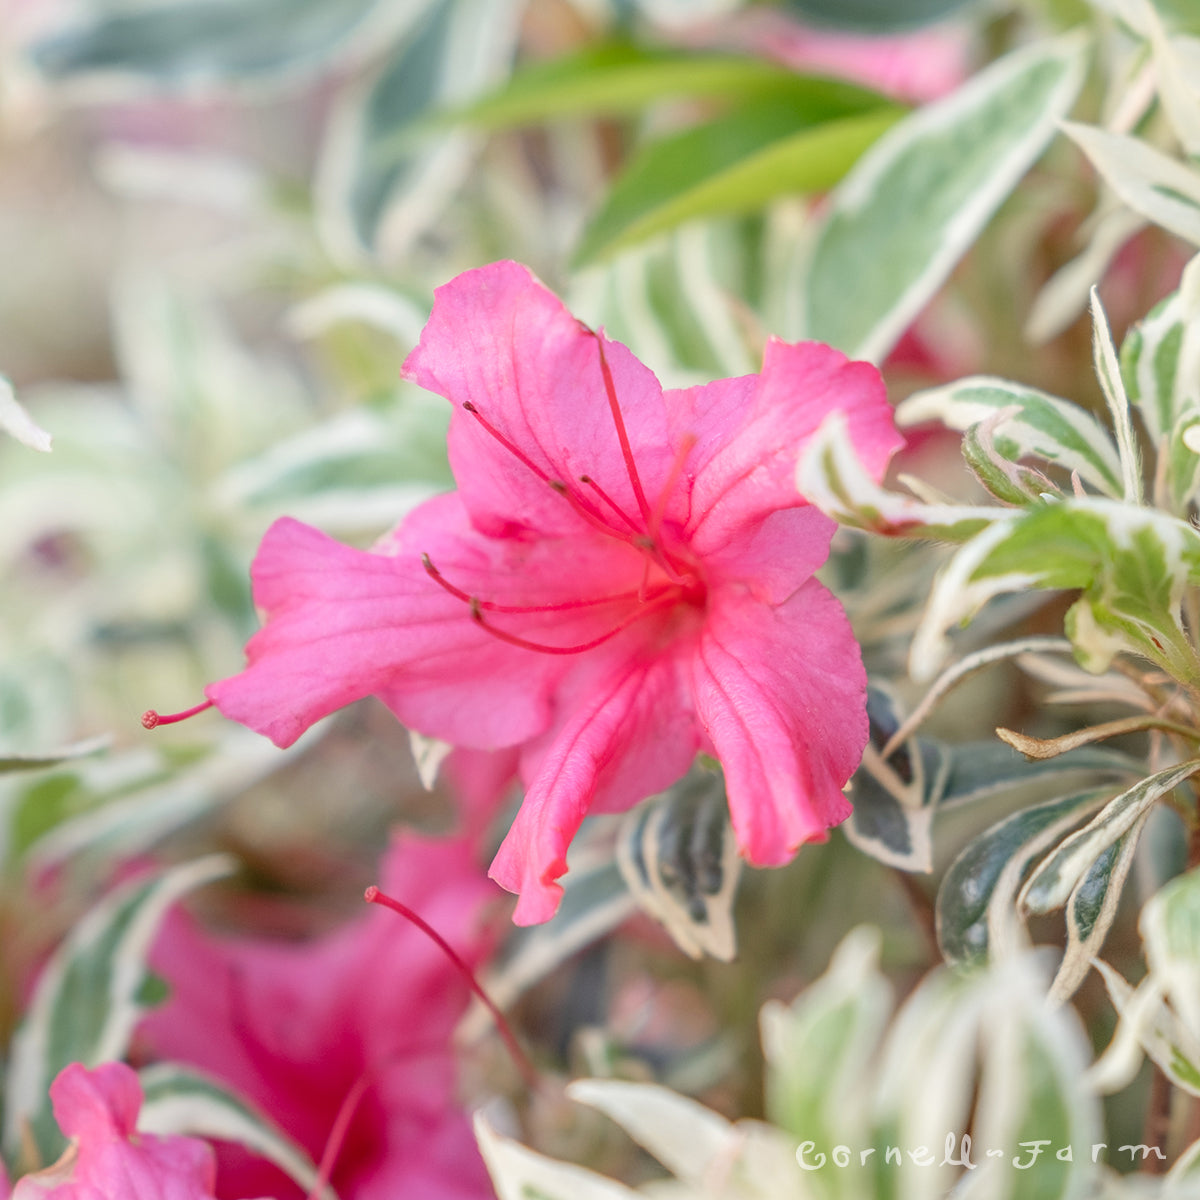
xmin=580 ymin=475 xmax=639 ymax=532
xmin=648 ymin=433 xmax=697 ymax=544
xmin=423 ymin=554 xmax=662 ymax=615
xmin=141 ymin=700 xmax=213 ymax=730
xmin=462 ymin=401 xmax=636 ymax=544
xmin=594 ymin=338 xmax=653 ymax=524
xmin=364 ymin=885 xmax=540 ymax=1090
xmin=462 ymin=401 xmax=551 ymax=484
xmin=469 ymin=592 xmax=675 ymax=655
xmin=306 ymin=1070 xmax=372 ymax=1200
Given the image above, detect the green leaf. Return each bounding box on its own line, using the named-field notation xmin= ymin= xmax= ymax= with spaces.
xmin=0 ymin=735 xmax=110 ymax=777
xmin=616 ymin=766 xmax=741 ymax=960
xmin=30 ymin=0 xmax=404 ymax=89
xmin=573 ymin=99 xmax=901 ymax=265
xmin=937 ymin=789 xmax=1109 ymax=968
xmin=1021 ymin=761 xmax=1200 ymax=915
xmin=475 ymin=1112 xmax=641 ymax=1200
xmin=1089 ymin=288 xmax=1143 ymax=504
xmin=842 ymin=688 xmax=947 ymax=873
xmin=455 ymin=42 xmax=868 ymax=129
xmin=319 ymin=0 xmax=521 ymax=258
xmin=2 ymin=856 xmax=233 ymax=1166
xmin=800 ymin=34 xmax=1088 ymax=361
xmin=897 ymin=375 xmax=1124 ymax=497
xmin=910 ymin=499 xmax=1200 ymax=685
xmin=760 ymin=927 xmax=891 ymax=1156
xmin=138 ymin=1064 xmax=327 ymax=1197
xmin=1049 ymin=810 xmax=1149 ymax=1002
xmin=1061 ymin=121 xmax=1200 ymax=247
xmin=796 ymin=411 xmax=999 ymax=541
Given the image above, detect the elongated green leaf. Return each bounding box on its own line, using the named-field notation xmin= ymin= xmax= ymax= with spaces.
xmin=1021 ymin=761 xmax=1200 ymax=915
xmin=319 ymin=0 xmax=521 ymax=258
xmin=760 ymin=927 xmax=891 ymax=1156
xmin=800 ymin=34 xmax=1088 ymax=361
xmin=30 ymin=0 xmax=411 ymax=89
xmin=566 ymin=1080 xmax=738 ymax=1190
xmin=616 ymin=767 xmax=741 ymax=960
xmin=1049 ymin=810 xmax=1149 ymax=1003
xmin=937 ymin=790 xmax=1109 ymax=968
xmin=910 ymin=499 xmax=1200 ymax=684
xmin=574 ymin=100 xmax=900 ymax=265
xmin=0 ymin=735 xmax=110 ymax=777
xmin=456 ymin=43 xmax=876 ymax=129
xmin=1120 ymin=253 xmax=1200 ymax=504
xmin=2 ymin=856 xmax=233 ymax=1166
xmin=796 ymin=411 xmax=999 ymax=540
xmin=139 ymin=1064 xmax=326 ymax=1197
xmin=476 ymin=1112 xmax=640 ymax=1200
xmin=1090 ymin=288 xmax=1144 ymax=504
xmin=1062 ymin=121 xmax=1200 ymax=247
xmin=897 ymin=376 xmax=1124 ymax=497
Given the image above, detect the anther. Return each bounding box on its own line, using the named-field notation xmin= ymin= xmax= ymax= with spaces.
xmin=141 ymin=700 xmax=214 ymax=730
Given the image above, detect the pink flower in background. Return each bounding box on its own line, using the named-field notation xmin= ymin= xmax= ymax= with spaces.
xmin=205 ymin=261 xmax=901 ymax=923
xmin=139 ymin=834 xmax=494 ymax=1200
xmin=9 ymin=1061 xmax=221 ymax=1200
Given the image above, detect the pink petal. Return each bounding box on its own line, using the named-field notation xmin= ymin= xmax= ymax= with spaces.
xmin=50 ymin=1061 xmax=141 ymax=1142
xmin=673 ymin=341 xmax=899 ymax=576
xmin=490 ymin=652 xmax=699 ymax=924
xmin=208 ymin=499 xmax=645 ymax=749
xmin=142 ymin=834 xmax=494 ymax=1200
xmin=690 ymin=578 xmax=865 ymax=864
xmin=402 ymin=261 xmax=678 ymax=540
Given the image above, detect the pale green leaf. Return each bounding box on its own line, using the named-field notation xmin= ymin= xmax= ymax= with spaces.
xmin=897 ymin=376 xmax=1124 ymax=496
xmin=910 ymin=499 xmax=1200 ymax=684
xmin=0 ymin=377 xmax=51 ymax=453
xmin=30 ymin=0 xmax=417 ymax=90
xmin=1062 ymin=121 xmax=1200 ymax=246
xmin=800 ymin=34 xmax=1088 ymax=361
xmin=1090 ymin=287 xmax=1144 ymax=504
xmin=0 ymin=736 xmax=110 ymax=777
xmin=475 ymin=1111 xmax=640 ymax=1200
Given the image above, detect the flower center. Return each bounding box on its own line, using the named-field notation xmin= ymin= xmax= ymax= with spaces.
xmin=431 ymin=329 xmax=704 ymax=656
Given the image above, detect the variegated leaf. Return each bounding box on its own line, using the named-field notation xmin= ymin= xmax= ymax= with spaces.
xmin=1049 ymin=809 xmax=1150 ymax=1003
xmin=796 ymin=411 xmax=998 ymax=540
xmin=910 ymin=499 xmax=1200 ymax=684
xmin=1021 ymin=761 xmax=1200 ymax=916
xmin=798 ymin=34 xmax=1087 ymax=361
xmin=2 ymin=856 xmax=234 ymax=1167
xmin=937 ymin=789 xmax=1110 ymax=968
xmin=138 ymin=1063 xmax=328 ymax=1198
xmin=615 ymin=765 xmax=741 ymax=961
xmin=0 ymin=376 xmax=51 ymax=452
xmin=1061 ymin=121 xmax=1200 ymax=247
xmin=897 ymin=375 xmax=1124 ymax=497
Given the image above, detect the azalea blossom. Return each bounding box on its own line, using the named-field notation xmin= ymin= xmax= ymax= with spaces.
xmin=138 ymin=833 xmax=495 ymax=1200
xmin=197 ymin=261 xmax=901 ymax=923
xmin=9 ymin=1061 xmax=226 ymax=1200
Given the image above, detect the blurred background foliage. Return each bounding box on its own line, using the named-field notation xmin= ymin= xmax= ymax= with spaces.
xmin=2 ymin=0 xmax=1200 ymax=1194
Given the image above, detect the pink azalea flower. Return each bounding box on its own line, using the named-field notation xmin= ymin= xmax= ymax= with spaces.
xmin=9 ymin=1061 xmax=223 ymax=1200
xmin=201 ymin=261 xmax=901 ymax=924
xmin=138 ymin=833 xmax=495 ymax=1200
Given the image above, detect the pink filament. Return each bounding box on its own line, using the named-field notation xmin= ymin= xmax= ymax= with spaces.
xmin=141 ymin=700 xmax=214 ymax=730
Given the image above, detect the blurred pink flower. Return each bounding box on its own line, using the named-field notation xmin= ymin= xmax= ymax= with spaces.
xmin=205 ymin=261 xmax=901 ymax=923
xmin=9 ymin=1061 xmax=222 ymax=1200
xmin=139 ymin=834 xmax=495 ymax=1200
xmin=704 ymin=10 xmax=973 ymax=103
